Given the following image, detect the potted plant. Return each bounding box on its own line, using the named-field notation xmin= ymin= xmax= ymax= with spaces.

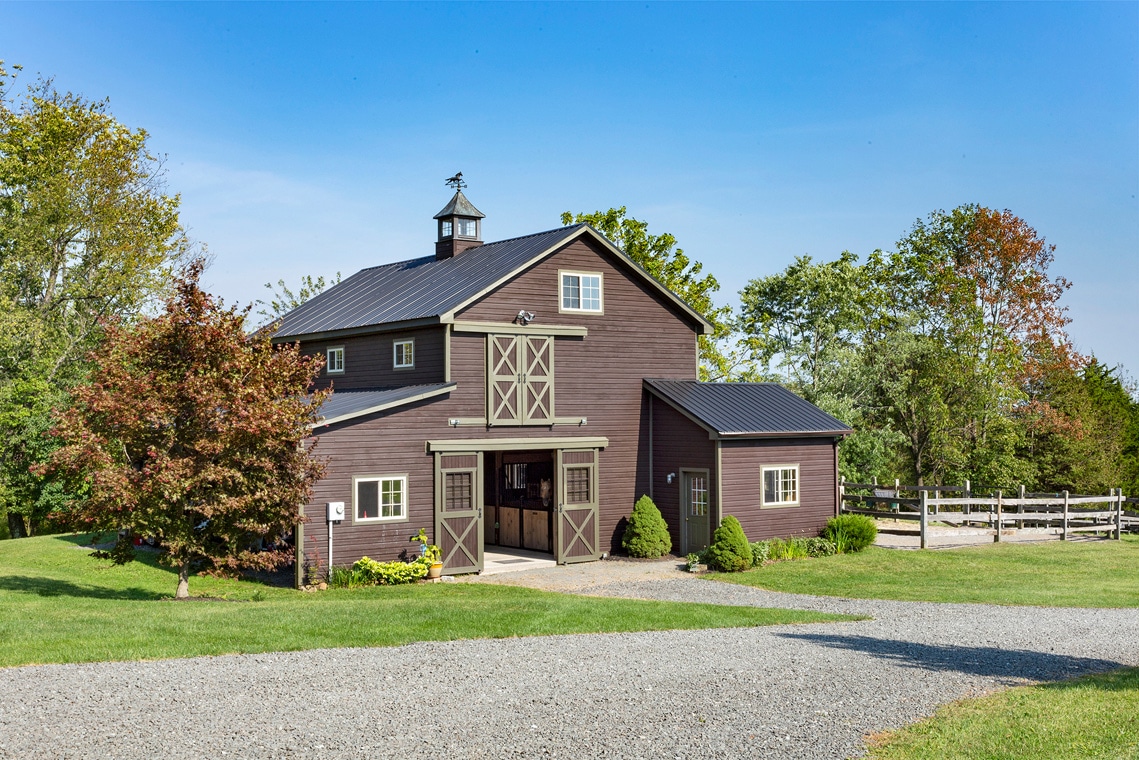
xmin=411 ymin=528 xmax=444 ymax=579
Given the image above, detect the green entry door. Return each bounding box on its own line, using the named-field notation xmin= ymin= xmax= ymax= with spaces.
xmin=435 ymin=453 xmax=483 ymax=574
xmin=556 ymin=449 xmax=600 ymax=564
xmin=683 ymin=470 xmax=710 ymax=554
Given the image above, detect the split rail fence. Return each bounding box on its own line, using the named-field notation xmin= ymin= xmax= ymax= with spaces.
xmin=840 ymin=479 xmax=1136 ymax=549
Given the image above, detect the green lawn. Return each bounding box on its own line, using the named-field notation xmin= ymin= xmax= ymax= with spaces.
xmin=866 ymin=667 xmax=1139 ymax=759
xmin=712 ymin=536 xmax=1139 ymax=607
xmin=0 ymin=534 xmax=854 ymax=667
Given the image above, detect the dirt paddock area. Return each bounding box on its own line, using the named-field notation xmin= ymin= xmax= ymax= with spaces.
xmin=871 ymin=521 xmax=1118 ymax=550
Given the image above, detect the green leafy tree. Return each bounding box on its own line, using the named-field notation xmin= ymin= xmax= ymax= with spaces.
xmin=560 ymin=207 xmax=740 ymax=380
xmin=44 ymin=261 xmax=328 ymax=598
xmin=0 ymin=62 xmax=189 ymax=536
xmin=257 ymin=271 xmax=341 ymax=324
xmin=621 ymin=495 xmax=672 ymax=558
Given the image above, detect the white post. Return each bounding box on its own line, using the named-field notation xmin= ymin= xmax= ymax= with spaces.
xmin=1062 ymin=490 xmax=1069 ymax=541
xmin=1117 ymin=488 xmax=1124 ymax=541
xmin=919 ymin=489 xmax=928 ymax=550
xmin=839 ymin=477 xmax=846 ymax=516
xmin=964 ymin=478 xmax=972 ymax=520
xmin=327 ymin=520 xmax=333 ymax=578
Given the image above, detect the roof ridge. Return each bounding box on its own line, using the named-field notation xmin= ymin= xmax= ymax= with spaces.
xmin=351 ymin=225 xmax=582 ymax=273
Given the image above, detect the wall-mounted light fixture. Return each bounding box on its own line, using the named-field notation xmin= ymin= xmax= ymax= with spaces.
xmin=515 ymin=310 xmax=536 ymax=325
xmin=667 ymin=472 xmax=676 ymax=484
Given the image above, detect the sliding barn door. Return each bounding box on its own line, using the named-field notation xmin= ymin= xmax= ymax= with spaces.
xmin=435 ymin=453 xmax=483 ymax=574
xmin=556 ymin=449 xmax=600 ymax=564
xmin=487 ymin=334 xmax=554 ymax=425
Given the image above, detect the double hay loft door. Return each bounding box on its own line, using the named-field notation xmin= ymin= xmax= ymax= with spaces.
xmin=556 ymin=449 xmax=600 ymax=564
xmin=488 ymin=335 xmax=553 ymax=425
xmin=435 ymin=453 xmax=483 ymax=574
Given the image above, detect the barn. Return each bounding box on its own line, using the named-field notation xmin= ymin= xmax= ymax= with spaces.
xmin=274 ymin=187 xmax=850 ymax=583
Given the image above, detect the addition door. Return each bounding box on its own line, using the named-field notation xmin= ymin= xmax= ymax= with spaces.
xmin=682 ymin=469 xmax=711 ymax=554
xmin=435 ymin=453 xmax=483 ymax=574
xmin=555 ymin=449 xmax=600 ymax=564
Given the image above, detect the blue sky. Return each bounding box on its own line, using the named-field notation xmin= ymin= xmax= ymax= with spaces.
xmin=4 ymin=2 xmax=1138 ymax=373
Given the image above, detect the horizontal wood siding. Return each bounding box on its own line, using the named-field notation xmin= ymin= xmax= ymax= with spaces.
xmin=719 ymin=438 xmax=839 ymax=541
xmin=457 ymin=236 xmax=700 ymax=553
xmin=299 ymin=326 xmax=445 ymax=391
xmin=650 ymin=398 xmax=715 ymax=549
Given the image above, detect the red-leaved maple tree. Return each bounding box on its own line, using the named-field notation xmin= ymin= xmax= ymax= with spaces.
xmin=46 ymin=260 xmax=328 ymax=598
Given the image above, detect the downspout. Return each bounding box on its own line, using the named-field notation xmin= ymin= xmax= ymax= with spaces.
xmin=648 ymin=393 xmax=654 ymax=500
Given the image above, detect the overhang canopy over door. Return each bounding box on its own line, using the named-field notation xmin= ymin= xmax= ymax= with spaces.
xmin=435 ymin=452 xmax=483 ymax=575
xmin=487 ymin=334 xmax=554 ymax=425
xmin=555 ymin=448 xmax=600 ymax=564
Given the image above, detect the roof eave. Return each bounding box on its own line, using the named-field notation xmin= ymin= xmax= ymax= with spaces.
xmin=274 ymin=316 xmax=444 ymax=344
xmin=716 ymin=429 xmax=853 ymax=440
xmin=311 ymin=383 xmax=456 ymax=428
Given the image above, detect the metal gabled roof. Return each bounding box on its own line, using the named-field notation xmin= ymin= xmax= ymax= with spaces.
xmin=272 ymin=223 xmax=714 ymax=341
xmin=433 ymin=190 xmax=485 ymax=219
xmin=273 ymin=226 xmax=581 ymax=340
xmin=644 ymin=379 xmax=852 ymax=438
xmin=313 ymin=383 xmax=456 ymax=428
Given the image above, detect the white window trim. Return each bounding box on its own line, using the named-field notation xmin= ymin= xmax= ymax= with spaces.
xmin=558 ymin=270 xmax=604 ymax=314
xmin=353 ymin=474 xmax=409 ymax=524
xmin=761 ymin=464 xmax=800 ymax=508
xmin=393 ymin=339 xmax=415 ymax=369
xmin=327 ymin=346 xmax=345 ymax=374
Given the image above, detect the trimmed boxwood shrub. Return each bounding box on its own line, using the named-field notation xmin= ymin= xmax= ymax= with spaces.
xmin=822 ymin=514 xmax=878 ymax=553
xmin=622 ymin=495 xmax=672 ymax=558
xmin=705 ymin=515 xmax=752 ymax=572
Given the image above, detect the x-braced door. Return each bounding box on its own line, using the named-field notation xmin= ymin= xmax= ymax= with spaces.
xmin=487 ymin=335 xmax=554 ymax=425
xmin=556 ymin=449 xmax=599 ymax=564
xmin=435 ymin=452 xmax=483 ymax=574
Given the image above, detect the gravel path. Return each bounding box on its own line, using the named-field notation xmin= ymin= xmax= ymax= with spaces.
xmin=2 ymin=559 xmax=1137 ymax=759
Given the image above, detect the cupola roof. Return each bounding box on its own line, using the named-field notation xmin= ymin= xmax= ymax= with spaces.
xmin=433 ymin=189 xmax=485 ymax=220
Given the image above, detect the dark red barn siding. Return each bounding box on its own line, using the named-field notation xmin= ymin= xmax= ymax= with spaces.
xmin=301 ymin=326 xmax=446 ymax=391
xmin=456 ymin=236 xmax=703 ymax=552
xmin=718 ymin=437 xmax=839 ymax=541
xmin=649 ymin=396 xmax=716 ymax=549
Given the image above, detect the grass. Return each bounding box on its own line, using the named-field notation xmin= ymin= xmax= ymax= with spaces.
xmin=711 ymin=535 xmax=1139 ymax=607
xmin=0 ymin=534 xmax=855 ymax=667
xmin=866 ymin=667 xmax=1139 ymax=759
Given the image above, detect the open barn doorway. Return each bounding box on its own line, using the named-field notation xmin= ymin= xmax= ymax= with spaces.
xmin=484 ymin=450 xmax=556 ymax=556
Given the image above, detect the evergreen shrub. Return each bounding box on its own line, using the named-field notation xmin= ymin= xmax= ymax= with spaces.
xmin=822 ymin=514 xmax=878 ymax=553
xmin=705 ymin=515 xmax=752 ymax=572
xmin=621 ymin=495 xmax=672 ymax=558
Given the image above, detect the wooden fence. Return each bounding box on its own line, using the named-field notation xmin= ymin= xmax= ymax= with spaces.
xmin=840 ymin=479 xmax=1133 ymax=549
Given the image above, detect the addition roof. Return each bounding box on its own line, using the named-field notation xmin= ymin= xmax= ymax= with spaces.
xmin=272 ymin=224 xmax=712 ymax=341
xmin=643 ymin=379 xmax=852 ymax=439
xmin=313 ymin=383 xmax=456 ymax=428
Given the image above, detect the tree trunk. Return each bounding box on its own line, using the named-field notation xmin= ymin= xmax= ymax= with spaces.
xmin=7 ymin=511 xmax=27 ymax=539
xmin=175 ymin=560 xmax=191 ymax=599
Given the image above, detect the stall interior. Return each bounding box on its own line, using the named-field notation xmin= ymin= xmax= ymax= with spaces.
xmin=484 ymin=450 xmax=555 ymax=554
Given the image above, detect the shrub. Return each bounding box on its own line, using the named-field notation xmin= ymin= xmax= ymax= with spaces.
xmin=750 ymin=540 xmax=771 ymax=566
xmin=768 ymin=537 xmax=809 ymax=561
xmin=621 ymin=495 xmax=672 ymax=558
xmin=705 ymin=515 xmax=752 ymax=572
xmin=804 ymin=537 xmax=838 ymax=557
xmin=822 ymin=514 xmax=878 ymax=553
xmin=351 ymin=555 xmax=430 ymax=585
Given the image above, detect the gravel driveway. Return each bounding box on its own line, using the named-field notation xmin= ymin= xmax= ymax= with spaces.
xmin=2 ymin=559 xmax=1136 ymax=760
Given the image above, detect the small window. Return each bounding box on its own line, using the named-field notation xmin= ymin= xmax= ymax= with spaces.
xmin=762 ymin=465 xmax=799 ymax=506
xmin=326 ymin=346 xmax=345 ymax=374
xmin=354 ymin=476 xmax=407 ymax=522
xmin=441 ymin=220 xmax=453 ymax=238
xmin=560 ymin=272 xmax=603 ymax=313
xmin=457 ymin=218 xmax=477 ymax=237
xmin=393 ymin=339 xmax=414 ymax=369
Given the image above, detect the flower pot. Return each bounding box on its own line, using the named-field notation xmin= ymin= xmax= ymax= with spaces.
xmin=427 ymin=561 xmax=443 ymax=579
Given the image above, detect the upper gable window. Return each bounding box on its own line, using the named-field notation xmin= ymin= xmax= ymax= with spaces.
xmin=393 ymin=339 xmax=414 ymax=369
xmin=560 ymin=272 xmax=603 ymax=313
xmin=327 ymin=346 xmax=345 ymax=374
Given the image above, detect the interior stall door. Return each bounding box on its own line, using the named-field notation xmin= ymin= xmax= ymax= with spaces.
xmin=556 ymin=449 xmax=600 ymax=564
xmin=435 ymin=453 xmax=483 ymax=574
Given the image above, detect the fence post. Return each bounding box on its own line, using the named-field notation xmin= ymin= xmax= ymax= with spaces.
xmin=994 ymin=490 xmax=1002 ymax=543
xmin=964 ymin=478 xmax=972 ymax=522
xmin=920 ymin=489 xmax=928 ymax=550
xmin=1062 ymin=490 xmax=1069 ymax=541
xmin=1117 ymin=488 xmax=1124 ymax=540
xmin=1017 ymin=484 xmax=1025 ymax=529
xmin=839 ymin=477 xmax=845 ymax=516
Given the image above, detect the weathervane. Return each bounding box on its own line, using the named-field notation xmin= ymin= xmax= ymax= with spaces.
xmin=444 ymin=172 xmax=466 ymax=191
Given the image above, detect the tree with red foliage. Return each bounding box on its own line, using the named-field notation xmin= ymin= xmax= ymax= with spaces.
xmin=45 ymin=260 xmax=327 ymax=598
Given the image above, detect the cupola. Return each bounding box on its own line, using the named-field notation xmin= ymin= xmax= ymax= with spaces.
xmin=434 ymin=172 xmax=485 ymax=260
